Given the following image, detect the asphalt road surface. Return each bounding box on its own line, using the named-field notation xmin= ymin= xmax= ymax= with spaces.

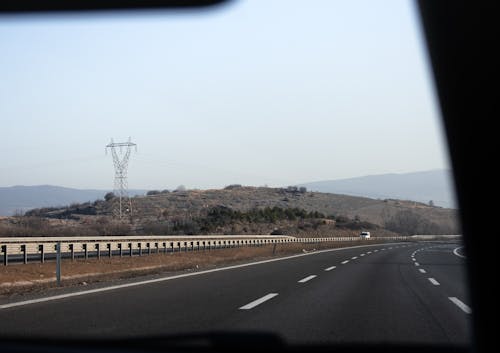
xmin=0 ymin=241 xmax=471 ymax=346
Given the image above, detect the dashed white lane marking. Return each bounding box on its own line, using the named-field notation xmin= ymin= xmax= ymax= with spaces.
xmin=453 ymin=246 xmax=466 ymax=259
xmin=298 ymin=275 xmax=317 ymax=283
xmin=239 ymin=293 xmax=279 ymax=310
xmin=341 ymin=260 xmax=349 ymax=264
xmin=360 ymin=254 xmax=365 ymax=257
xmin=325 ymin=266 xmax=336 ymax=271
xmin=367 ymin=251 xmax=372 ymax=254
xmin=373 ymin=250 xmax=378 ymax=252
xmin=449 ymin=297 xmax=472 ymax=314
xmin=351 ymin=256 xmax=358 ymax=260
xmin=412 ymin=258 xmax=417 ymax=262
xmin=381 ymin=249 xmax=386 ymax=251
xmin=419 ymin=269 xmax=427 ymax=273
xmin=0 ymin=241 xmax=408 ymax=311
xmin=415 ymin=262 xmax=420 ymax=266
xmin=428 ymin=278 xmax=440 ymax=285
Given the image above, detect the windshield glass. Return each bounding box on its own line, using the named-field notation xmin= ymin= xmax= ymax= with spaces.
xmin=0 ymin=0 xmax=469 ymax=347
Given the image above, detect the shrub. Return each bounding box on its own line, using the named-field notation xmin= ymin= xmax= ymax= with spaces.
xmin=104 ymin=192 xmax=115 ymax=201
xmin=175 ymin=185 xmax=187 ymax=192
xmin=224 ymin=184 xmax=242 ymax=190
xmin=384 ymin=210 xmax=447 ymax=235
xmin=270 ymin=228 xmax=285 ymax=235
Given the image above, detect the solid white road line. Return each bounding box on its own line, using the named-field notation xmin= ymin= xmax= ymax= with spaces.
xmin=449 ymin=297 xmax=472 ymax=314
xmin=453 ymin=246 xmax=466 ymax=259
xmin=239 ymin=293 xmax=279 ymax=310
xmin=419 ymin=269 xmax=427 ymax=273
xmin=341 ymin=260 xmax=349 ymax=264
xmin=0 ymin=241 xmax=409 ymax=311
xmin=325 ymin=266 xmax=336 ymax=271
xmin=298 ymin=275 xmax=317 ymax=283
xmin=428 ymin=278 xmax=440 ymax=285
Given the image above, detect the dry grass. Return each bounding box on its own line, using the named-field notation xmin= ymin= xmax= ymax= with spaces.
xmin=0 ymin=239 xmax=395 ymax=297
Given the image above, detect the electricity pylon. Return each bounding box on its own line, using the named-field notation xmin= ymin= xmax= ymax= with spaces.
xmin=106 ymin=137 xmax=137 ymax=219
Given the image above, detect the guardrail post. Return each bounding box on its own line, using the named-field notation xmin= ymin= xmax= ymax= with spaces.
xmin=96 ymin=243 xmax=100 ymax=260
xmin=21 ymin=244 xmax=28 ymax=264
xmin=138 ymin=243 xmax=142 ymax=256
xmin=163 ymin=242 xmax=167 ymax=254
xmin=147 ymin=243 xmax=151 ymax=255
xmin=118 ymin=243 xmax=123 ymax=257
xmin=56 ymin=241 xmax=61 ymax=286
xmin=83 ymin=244 xmax=88 ymax=260
xmin=39 ymin=244 xmax=45 ymax=263
xmin=155 ymin=242 xmax=159 ymax=254
xmin=69 ymin=244 xmax=74 ymax=261
xmin=107 ymin=243 xmax=112 ymax=258
xmin=129 ymin=243 xmax=133 ymax=256
xmin=2 ymin=245 xmax=7 ymax=266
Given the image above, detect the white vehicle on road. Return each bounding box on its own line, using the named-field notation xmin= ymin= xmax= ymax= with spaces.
xmin=360 ymin=231 xmax=371 ymax=239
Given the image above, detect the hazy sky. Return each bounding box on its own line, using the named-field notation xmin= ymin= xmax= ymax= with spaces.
xmin=0 ymin=0 xmax=450 ymax=190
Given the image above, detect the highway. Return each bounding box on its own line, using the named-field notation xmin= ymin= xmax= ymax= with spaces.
xmin=0 ymin=241 xmax=471 ymax=346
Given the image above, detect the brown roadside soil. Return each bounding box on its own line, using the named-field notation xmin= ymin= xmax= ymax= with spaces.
xmin=0 ymin=239 xmax=399 ymax=297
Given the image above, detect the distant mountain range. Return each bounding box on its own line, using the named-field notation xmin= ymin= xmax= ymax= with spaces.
xmin=299 ymin=169 xmax=456 ymax=209
xmin=0 ymin=185 xmax=147 ymax=216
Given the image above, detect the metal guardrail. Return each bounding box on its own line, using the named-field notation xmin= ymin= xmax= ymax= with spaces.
xmin=1 ymin=235 xmax=294 ymax=265
xmin=0 ymin=235 xmax=416 ymax=265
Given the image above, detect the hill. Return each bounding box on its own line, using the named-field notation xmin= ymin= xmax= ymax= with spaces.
xmin=299 ymin=169 xmax=456 ymax=208
xmin=7 ymin=186 xmax=459 ymax=237
xmin=0 ymin=185 xmax=147 ymax=216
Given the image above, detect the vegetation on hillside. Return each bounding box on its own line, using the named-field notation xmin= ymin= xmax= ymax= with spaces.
xmin=1 ymin=186 xmax=459 ymax=237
